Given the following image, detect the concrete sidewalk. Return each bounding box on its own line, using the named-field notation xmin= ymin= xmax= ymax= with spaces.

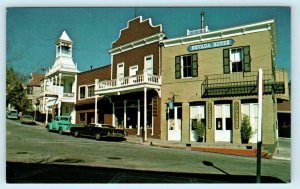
xmin=125 ymin=135 xmax=272 ymax=158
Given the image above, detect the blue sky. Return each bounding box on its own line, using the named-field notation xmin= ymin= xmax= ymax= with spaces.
xmin=6 ymin=7 xmax=290 ymax=79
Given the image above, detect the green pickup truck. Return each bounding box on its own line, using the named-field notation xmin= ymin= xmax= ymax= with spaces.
xmin=47 ymin=116 xmax=82 ymax=135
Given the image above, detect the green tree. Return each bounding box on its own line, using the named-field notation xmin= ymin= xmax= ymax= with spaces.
xmin=6 ymin=67 xmax=30 ymax=112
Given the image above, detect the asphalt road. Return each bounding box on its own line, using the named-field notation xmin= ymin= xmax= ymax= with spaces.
xmin=6 ymin=119 xmax=290 ymax=183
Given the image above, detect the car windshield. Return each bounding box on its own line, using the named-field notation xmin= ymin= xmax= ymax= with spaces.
xmin=101 ymin=124 xmax=115 ymax=128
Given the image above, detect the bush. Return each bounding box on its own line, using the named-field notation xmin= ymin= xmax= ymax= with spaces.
xmin=240 ymin=114 xmax=254 ymax=143
xmin=193 ymin=120 xmax=205 ymax=142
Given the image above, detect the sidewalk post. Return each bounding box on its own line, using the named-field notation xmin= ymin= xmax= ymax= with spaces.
xmin=257 ymin=68 xmax=263 ymax=183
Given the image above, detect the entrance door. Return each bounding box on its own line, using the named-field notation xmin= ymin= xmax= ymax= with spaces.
xmin=144 ymin=55 xmax=153 ymax=75
xmin=241 ymin=103 xmax=258 ymax=143
xmin=215 ymin=104 xmax=232 ymax=142
xmin=129 ymin=65 xmax=138 ymax=84
xmin=117 ymin=63 xmax=124 ymax=85
xmin=168 ymin=106 xmax=182 ymax=141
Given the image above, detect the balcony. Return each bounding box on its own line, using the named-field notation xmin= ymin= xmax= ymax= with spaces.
xmin=95 ymin=74 xmax=161 ymax=95
xmin=201 ymin=69 xmax=287 ymax=98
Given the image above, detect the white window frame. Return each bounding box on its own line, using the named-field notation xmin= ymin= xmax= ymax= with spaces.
xmin=79 ymin=85 xmax=86 ymax=100
xmin=181 ymin=55 xmax=193 ymax=79
xmin=87 ymin=84 xmax=95 ymax=98
xmin=144 ymin=55 xmax=153 ymax=75
xmin=117 ymin=62 xmax=125 ymax=79
xmin=229 ymin=47 xmax=244 ymax=73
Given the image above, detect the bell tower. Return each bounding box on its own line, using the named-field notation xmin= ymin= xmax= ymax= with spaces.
xmin=56 ymin=30 xmax=73 ymax=58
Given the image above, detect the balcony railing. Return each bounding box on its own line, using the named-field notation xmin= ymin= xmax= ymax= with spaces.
xmin=201 ymin=69 xmax=286 ymax=98
xmin=96 ymin=74 xmax=161 ymax=91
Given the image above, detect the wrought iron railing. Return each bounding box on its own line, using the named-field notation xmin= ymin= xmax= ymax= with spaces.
xmin=201 ymin=69 xmax=286 ymax=98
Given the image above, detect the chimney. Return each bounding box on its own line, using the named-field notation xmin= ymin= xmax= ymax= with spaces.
xmin=201 ymin=12 xmax=205 ymax=30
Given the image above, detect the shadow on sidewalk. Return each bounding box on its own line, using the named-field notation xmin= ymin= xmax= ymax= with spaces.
xmin=6 ymin=161 xmax=285 ymax=183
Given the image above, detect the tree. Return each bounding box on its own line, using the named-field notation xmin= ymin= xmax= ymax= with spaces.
xmin=6 ymin=67 xmax=30 ymax=112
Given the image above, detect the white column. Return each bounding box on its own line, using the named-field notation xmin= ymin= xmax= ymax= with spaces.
xmin=51 ymin=77 xmax=54 ymax=92
xmin=112 ymin=102 xmax=115 ymax=126
xmin=174 ymin=106 xmax=178 ymax=132
xmin=59 ymin=73 xmax=62 ymax=97
xmin=144 ymin=87 xmax=147 ymax=141
xmin=124 ymin=100 xmax=127 ymax=128
xmin=152 ymin=105 xmax=154 ymax=136
xmin=137 ymin=99 xmax=140 ymax=135
xmin=45 ymin=107 xmax=49 ymax=126
xmin=95 ymin=95 xmax=98 ymax=123
xmin=55 ymin=75 xmax=58 ymax=93
xmin=58 ymin=101 xmax=61 ymax=116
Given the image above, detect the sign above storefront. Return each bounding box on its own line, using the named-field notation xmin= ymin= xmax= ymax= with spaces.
xmin=187 ymin=39 xmax=235 ymax=52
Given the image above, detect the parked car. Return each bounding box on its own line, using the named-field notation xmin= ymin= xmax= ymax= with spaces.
xmin=6 ymin=110 xmax=19 ymax=120
xmin=47 ymin=116 xmax=82 ymax=134
xmin=20 ymin=115 xmax=36 ymax=125
xmin=70 ymin=123 xmax=127 ymax=141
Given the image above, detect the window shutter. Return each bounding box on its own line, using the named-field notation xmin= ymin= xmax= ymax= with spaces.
xmin=175 ymin=56 xmax=181 ymax=79
xmin=243 ymin=46 xmax=251 ymax=72
xmin=223 ymin=49 xmax=230 ymax=74
xmin=192 ymin=54 xmax=198 ymax=77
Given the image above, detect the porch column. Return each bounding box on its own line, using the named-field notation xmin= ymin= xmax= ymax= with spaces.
xmin=112 ymin=102 xmax=115 ymax=126
xmin=124 ymin=100 xmax=127 ymax=128
xmin=151 ymin=104 xmax=154 ymax=136
xmin=58 ymin=101 xmax=61 ymax=116
xmin=45 ymin=107 xmax=49 ymax=126
xmin=144 ymin=87 xmax=147 ymax=141
xmin=95 ymin=95 xmax=98 ymax=123
xmin=55 ymin=75 xmax=58 ymax=93
xmin=174 ymin=106 xmax=178 ymax=134
xmin=137 ymin=99 xmax=141 ymax=135
xmin=51 ymin=77 xmax=54 ymax=92
xmin=59 ymin=73 xmax=62 ymax=97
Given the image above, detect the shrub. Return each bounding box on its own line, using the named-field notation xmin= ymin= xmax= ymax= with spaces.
xmin=240 ymin=114 xmax=254 ymax=143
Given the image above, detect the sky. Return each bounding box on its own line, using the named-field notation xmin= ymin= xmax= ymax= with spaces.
xmin=6 ymin=7 xmax=291 ymax=80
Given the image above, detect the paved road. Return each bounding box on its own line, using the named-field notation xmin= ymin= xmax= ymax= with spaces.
xmin=6 ymin=119 xmax=290 ymax=183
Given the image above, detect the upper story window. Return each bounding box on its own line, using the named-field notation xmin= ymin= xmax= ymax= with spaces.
xmin=87 ymin=85 xmax=95 ymax=97
xmin=223 ymin=46 xmax=251 ymax=74
xmin=79 ymin=86 xmax=86 ymax=99
xmin=175 ymin=54 xmax=198 ymax=79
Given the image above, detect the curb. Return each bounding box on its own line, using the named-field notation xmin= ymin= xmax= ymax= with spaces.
xmin=126 ymin=138 xmax=272 ymax=158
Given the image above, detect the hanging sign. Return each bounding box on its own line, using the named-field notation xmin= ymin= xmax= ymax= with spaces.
xmin=187 ymin=39 xmax=235 ymax=52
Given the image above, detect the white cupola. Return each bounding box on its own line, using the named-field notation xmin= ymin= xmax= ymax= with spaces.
xmin=47 ymin=30 xmax=79 ymax=76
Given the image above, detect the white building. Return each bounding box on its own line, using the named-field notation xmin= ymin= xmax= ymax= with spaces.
xmin=41 ymin=31 xmax=79 ymax=124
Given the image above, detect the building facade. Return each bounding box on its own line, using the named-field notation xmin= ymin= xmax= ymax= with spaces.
xmin=160 ymin=19 xmax=289 ymax=150
xmin=26 ymin=73 xmax=43 ymax=120
xmin=94 ymin=16 xmax=165 ymax=139
xmin=76 ymin=65 xmax=111 ymax=125
xmin=40 ymin=31 xmax=79 ymax=124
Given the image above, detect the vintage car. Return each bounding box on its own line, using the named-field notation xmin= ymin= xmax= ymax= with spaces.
xmin=70 ymin=123 xmax=127 ymax=141
xmin=20 ymin=115 xmax=36 ymax=125
xmin=6 ymin=110 xmax=19 ymax=120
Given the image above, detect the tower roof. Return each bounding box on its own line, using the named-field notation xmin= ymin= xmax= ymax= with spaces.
xmin=57 ymin=30 xmax=73 ymax=44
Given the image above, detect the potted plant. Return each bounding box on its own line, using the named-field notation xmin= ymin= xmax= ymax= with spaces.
xmin=240 ymin=114 xmax=254 ymax=144
xmin=193 ymin=120 xmax=205 ymax=142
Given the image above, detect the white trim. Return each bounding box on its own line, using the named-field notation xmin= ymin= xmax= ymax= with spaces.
xmin=161 ymin=19 xmax=276 ymax=55
xmin=109 ymin=33 xmax=165 ymax=55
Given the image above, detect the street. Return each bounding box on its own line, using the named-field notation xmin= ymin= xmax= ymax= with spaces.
xmin=6 ymin=119 xmax=290 ymax=183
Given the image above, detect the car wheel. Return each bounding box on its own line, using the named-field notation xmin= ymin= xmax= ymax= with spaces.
xmin=58 ymin=128 xmax=63 ymax=135
xmin=95 ymin=133 xmax=101 ymax=141
xmin=74 ymin=130 xmax=80 ymax=137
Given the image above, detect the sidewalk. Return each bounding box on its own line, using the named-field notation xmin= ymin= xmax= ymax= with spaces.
xmin=125 ymin=135 xmax=272 ymax=158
